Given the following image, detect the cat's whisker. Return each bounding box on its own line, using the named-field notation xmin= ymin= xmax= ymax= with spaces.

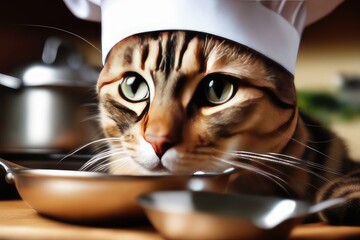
xmin=175 ymin=152 xmax=231 ymax=172
xmin=79 ymin=104 xmax=100 ymax=122
xmin=83 ymin=149 xmax=119 ymax=166
xmin=267 ymin=152 xmax=342 ymax=175
xmin=80 ymin=148 xmax=128 ymax=171
xmin=251 ymin=155 xmax=328 ymax=182
xmin=98 ymin=157 xmax=133 ymax=173
xmin=82 ymin=103 xmax=99 ymax=108
xmin=235 ymin=152 xmax=318 ymax=172
xmin=88 ymin=141 xmax=111 ymax=153
xmin=289 ymin=137 xmax=341 ymax=163
xmin=18 ymin=24 xmax=102 ymax=53
xmin=165 ymin=150 xmax=290 ymax=191
xmin=222 ymin=154 xmax=330 ymax=188
xmin=215 ymin=157 xmax=291 ymax=195
xmin=81 ymin=114 xmax=102 ymax=123
xmin=260 ymin=152 xmax=339 ymax=177
xmin=58 ymin=137 xmax=126 ymax=172
xmin=88 ymin=151 xmax=136 ymax=173
xmin=60 ymin=137 xmax=121 ymax=161
xmin=216 ymin=149 xmax=340 ymax=178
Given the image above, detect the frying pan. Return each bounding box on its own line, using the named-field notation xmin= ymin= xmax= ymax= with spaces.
xmin=138 ymin=191 xmax=345 ymax=240
xmin=0 ymin=159 xmax=233 ymax=223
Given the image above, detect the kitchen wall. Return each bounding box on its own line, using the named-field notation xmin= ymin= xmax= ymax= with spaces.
xmin=295 ymin=0 xmax=360 ymax=160
xmin=0 ymin=0 xmax=101 ymax=73
xmin=0 ymin=0 xmax=359 ymax=159
xmin=296 ymin=0 xmax=360 ymax=90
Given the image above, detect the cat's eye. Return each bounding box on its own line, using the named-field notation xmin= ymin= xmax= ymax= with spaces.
xmin=119 ymin=73 xmax=149 ymax=102
xmin=203 ymin=74 xmax=236 ymax=105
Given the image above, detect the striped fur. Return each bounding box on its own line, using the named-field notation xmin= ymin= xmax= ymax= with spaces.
xmin=92 ymin=31 xmax=359 ymax=225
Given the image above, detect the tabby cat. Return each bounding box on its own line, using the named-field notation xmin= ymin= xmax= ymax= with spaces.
xmin=87 ymin=31 xmax=359 ymax=225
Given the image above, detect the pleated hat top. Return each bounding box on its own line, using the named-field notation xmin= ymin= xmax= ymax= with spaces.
xmin=64 ymin=0 xmax=343 ymax=74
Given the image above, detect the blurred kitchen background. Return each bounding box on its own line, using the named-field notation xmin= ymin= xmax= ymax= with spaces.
xmin=295 ymin=0 xmax=360 ymax=161
xmin=0 ymin=0 xmax=102 ymax=170
xmin=0 ymin=0 xmax=359 ymax=162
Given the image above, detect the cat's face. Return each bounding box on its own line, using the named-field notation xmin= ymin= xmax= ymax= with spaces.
xmin=96 ymin=31 xmax=298 ymax=175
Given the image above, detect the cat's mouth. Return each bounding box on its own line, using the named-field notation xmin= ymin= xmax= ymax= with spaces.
xmin=149 ymin=163 xmax=172 ymax=175
xmin=134 ymin=148 xmax=210 ymax=175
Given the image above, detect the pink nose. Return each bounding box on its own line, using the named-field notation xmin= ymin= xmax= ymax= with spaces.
xmin=144 ymin=135 xmax=174 ymax=157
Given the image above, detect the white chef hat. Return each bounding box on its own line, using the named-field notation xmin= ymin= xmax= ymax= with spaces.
xmin=64 ymin=0 xmax=343 ymax=74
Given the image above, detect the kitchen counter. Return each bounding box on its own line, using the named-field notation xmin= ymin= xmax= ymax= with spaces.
xmin=1 ymin=200 xmax=360 ymax=240
xmin=0 ymin=200 xmax=160 ymax=240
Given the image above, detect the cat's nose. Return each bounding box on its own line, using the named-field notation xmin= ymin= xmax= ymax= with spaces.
xmin=144 ymin=135 xmax=174 ymax=157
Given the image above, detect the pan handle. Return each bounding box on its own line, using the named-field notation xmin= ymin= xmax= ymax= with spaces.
xmin=0 ymin=159 xmax=23 ymax=184
xmin=309 ymin=197 xmax=346 ymax=214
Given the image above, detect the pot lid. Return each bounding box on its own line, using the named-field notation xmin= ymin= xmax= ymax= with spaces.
xmin=13 ymin=37 xmax=99 ymax=88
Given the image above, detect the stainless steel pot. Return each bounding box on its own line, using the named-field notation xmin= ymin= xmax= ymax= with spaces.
xmin=0 ymin=37 xmax=100 ymax=153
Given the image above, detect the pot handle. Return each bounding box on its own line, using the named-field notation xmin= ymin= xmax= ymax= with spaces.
xmin=0 ymin=73 xmax=22 ymax=89
xmin=0 ymin=159 xmax=24 ymax=184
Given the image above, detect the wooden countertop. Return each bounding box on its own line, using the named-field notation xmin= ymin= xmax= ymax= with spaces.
xmin=1 ymin=200 xmax=360 ymax=240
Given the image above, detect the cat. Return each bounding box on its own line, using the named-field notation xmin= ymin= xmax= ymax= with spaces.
xmin=85 ymin=31 xmax=359 ymax=225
